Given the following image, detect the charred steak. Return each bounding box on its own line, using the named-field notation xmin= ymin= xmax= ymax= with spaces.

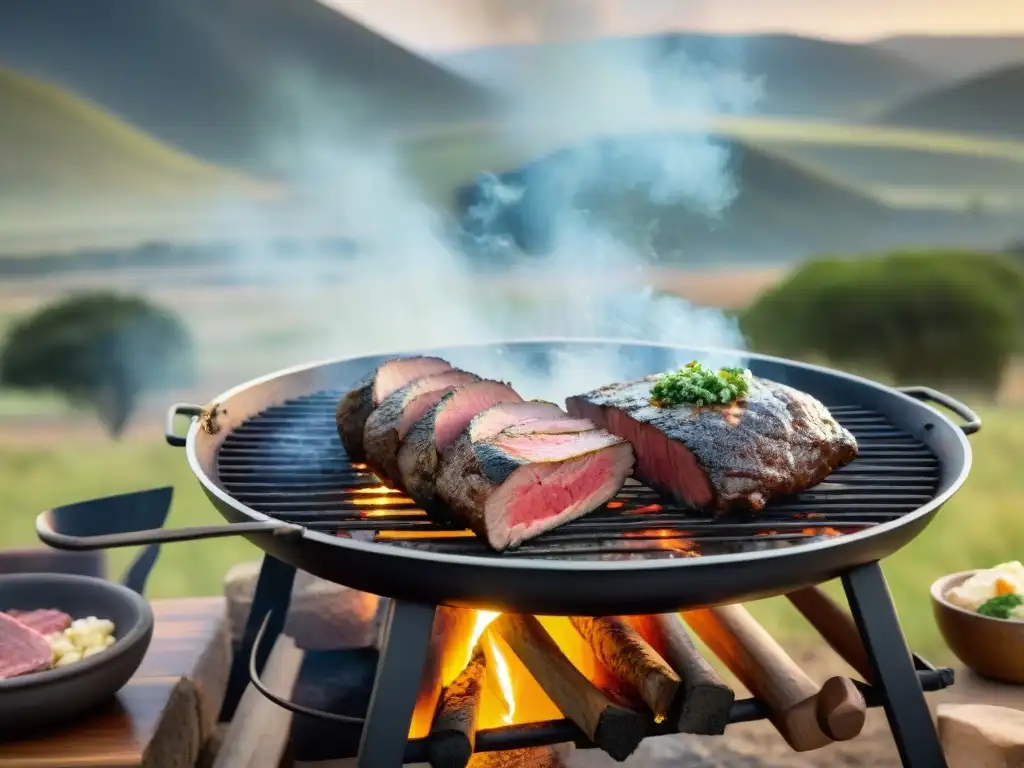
xmin=0 ymin=612 xmax=53 ymax=679
xmin=566 ymin=375 xmax=858 ymax=513
xmin=335 ymin=356 xmax=452 ymax=461
xmin=363 ymin=369 xmax=480 ymax=487
xmin=397 ymin=379 xmax=523 ymax=507
xmin=436 ymin=415 xmax=635 ymax=550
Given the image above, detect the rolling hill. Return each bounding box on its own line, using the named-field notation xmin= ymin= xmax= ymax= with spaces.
xmin=439 ymin=33 xmax=941 ymax=120
xmin=452 ymin=137 xmax=1012 ymax=264
xmin=873 ymin=35 xmax=1024 ymax=80
xmin=0 ymin=66 xmax=276 ymax=252
xmin=0 ymin=0 xmax=498 ymax=173
xmin=879 ymin=64 xmax=1024 ymax=139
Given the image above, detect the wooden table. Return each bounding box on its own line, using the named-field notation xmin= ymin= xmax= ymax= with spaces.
xmin=0 ymin=597 xmax=231 ymax=768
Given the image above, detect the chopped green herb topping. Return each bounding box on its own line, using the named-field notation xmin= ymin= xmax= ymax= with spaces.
xmin=978 ymin=593 xmax=1024 ymax=619
xmin=650 ymin=361 xmax=754 ymax=408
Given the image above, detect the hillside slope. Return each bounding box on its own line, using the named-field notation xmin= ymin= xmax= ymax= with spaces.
xmin=0 ymin=0 xmax=497 ymax=173
xmin=453 ymin=137 xmax=985 ymax=263
xmin=879 ymin=64 xmax=1024 ymax=138
xmin=440 ymin=33 xmax=940 ymax=120
xmin=0 ymin=67 xmax=260 ymax=203
xmin=873 ymin=35 xmax=1024 ymax=80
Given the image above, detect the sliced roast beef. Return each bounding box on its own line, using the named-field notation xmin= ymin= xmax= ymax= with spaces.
xmin=436 ymin=420 xmax=635 ymax=551
xmin=470 ymin=401 xmax=567 ymax=442
xmin=335 ymin=356 xmax=453 ymax=462
xmin=566 ymin=375 xmax=858 ymax=513
xmin=363 ymin=370 xmax=480 ymax=487
xmin=0 ymin=611 xmax=53 ymax=679
xmin=5 ymin=609 xmax=72 ymax=636
xmin=397 ymin=379 xmax=523 ymax=507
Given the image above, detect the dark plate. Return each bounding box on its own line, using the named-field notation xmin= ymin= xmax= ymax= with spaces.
xmin=0 ymin=573 xmax=154 ymax=737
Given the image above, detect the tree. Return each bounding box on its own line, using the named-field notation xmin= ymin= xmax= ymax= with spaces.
xmin=0 ymin=292 xmax=194 ymax=436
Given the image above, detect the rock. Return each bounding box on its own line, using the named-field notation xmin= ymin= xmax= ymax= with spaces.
xmin=222 ymin=562 xmax=380 ymax=651
xmin=938 ymin=703 xmax=1024 ymax=768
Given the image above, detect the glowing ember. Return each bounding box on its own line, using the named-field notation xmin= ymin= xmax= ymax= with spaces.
xmin=802 ymin=526 xmax=842 ymax=537
xmin=606 ymin=501 xmax=625 ymax=509
xmin=351 ymin=485 xmax=400 ymax=495
xmin=351 ymin=463 xmax=368 ymax=470
xmin=624 ymin=529 xmax=698 ymax=554
xmin=626 ymin=504 xmax=664 ymax=515
xmin=376 ymin=529 xmax=471 ymax=540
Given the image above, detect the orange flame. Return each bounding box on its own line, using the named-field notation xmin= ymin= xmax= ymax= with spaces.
xmin=467 ymin=612 xmax=515 ymax=725
xmin=626 ymin=504 xmax=664 ymax=515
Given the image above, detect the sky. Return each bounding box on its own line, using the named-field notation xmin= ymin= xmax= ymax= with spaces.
xmin=326 ymin=0 xmax=1024 ymax=51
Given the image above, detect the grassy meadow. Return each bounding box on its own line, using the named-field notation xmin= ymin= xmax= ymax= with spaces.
xmin=0 ymin=269 xmax=1021 ymax=663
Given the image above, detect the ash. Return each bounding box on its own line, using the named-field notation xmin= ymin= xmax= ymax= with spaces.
xmin=563 ymin=734 xmax=806 ymax=768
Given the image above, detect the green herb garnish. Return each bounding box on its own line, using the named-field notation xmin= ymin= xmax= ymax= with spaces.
xmin=650 ymin=361 xmax=753 ymax=408
xmin=978 ymin=593 xmax=1024 ymax=619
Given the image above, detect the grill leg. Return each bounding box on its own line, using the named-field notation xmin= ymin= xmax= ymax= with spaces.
xmin=357 ymin=599 xmax=437 ymax=768
xmin=842 ymin=561 xmax=947 ymax=768
xmin=219 ymin=554 xmax=297 ymax=722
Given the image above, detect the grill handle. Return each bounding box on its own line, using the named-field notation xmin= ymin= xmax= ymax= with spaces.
xmin=165 ymin=402 xmax=203 ymax=447
xmin=35 ymin=488 xmax=306 ymax=550
xmin=896 ymin=386 xmax=981 ymax=436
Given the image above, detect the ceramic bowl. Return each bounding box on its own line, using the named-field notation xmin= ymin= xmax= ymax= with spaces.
xmin=932 ymin=570 xmax=1024 ymax=684
xmin=0 ymin=573 xmax=154 ymax=736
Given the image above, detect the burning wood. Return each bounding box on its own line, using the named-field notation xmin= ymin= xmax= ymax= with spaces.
xmin=568 ymin=616 xmax=680 ymax=722
xmin=428 ymin=647 xmax=487 ymax=768
xmin=624 ymin=613 xmax=735 ymax=735
xmin=487 ymin=614 xmax=650 ymax=762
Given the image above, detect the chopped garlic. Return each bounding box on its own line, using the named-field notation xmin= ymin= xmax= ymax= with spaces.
xmin=54 ymin=651 xmax=82 ymax=667
xmin=44 ymin=615 xmax=116 ymax=669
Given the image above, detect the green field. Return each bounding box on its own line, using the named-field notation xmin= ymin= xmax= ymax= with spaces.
xmin=0 ymin=403 xmax=1017 ymax=661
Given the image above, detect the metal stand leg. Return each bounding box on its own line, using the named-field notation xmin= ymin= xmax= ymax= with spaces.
xmin=356 ymin=600 xmax=438 ymax=768
xmin=219 ymin=554 xmax=297 ymax=721
xmin=842 ymin=561 xmax=947 ymax=768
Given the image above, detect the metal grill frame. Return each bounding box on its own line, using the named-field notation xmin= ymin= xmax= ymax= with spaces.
xmin=174 ymin=338 xmax=974 ymax=616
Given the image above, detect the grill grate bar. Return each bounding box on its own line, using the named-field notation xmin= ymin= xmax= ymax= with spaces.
xmin=214 ymin=391 xmax=942 ymax=561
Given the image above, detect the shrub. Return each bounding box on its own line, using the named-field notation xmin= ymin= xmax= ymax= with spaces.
xmin=740 ymin=251 xmax=1022 ymax=395
xmin=0 ymin=292 xmax=194 ymax=436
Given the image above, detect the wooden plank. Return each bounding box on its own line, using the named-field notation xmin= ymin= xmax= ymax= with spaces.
xmin=0 ymin=597 xmax=229 ymax=768
xmin=212 ymin=635 xmax=305 ymax=768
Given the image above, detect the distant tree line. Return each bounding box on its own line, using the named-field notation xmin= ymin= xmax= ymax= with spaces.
xmin=0 ymin=293 xmax=194 ymax=436
xmin=740 ymin=249 xmax=1024 ymax=396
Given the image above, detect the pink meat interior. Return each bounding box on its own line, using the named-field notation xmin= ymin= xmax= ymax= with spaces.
xmin=595 ymin=406 xmax=712 ymax=507
xmin=471 ymin=401 xmax=565 ymax=442
xmin=503 ymin=416 xmax=596 ymax=437
xmin=396 ymin=371 xmax=480 ymax=437
xmin=484 ymin=441 xmax=635 ymax=550
xmin=434 ymin=381 xmax=523 ymax=454
xmin=494 ymin=427 xmax=622 ymax=462
xmin=373 ymin=357 xmax=452 ymax=405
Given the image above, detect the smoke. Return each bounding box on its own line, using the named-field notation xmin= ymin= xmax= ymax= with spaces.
xmin=206 ymin=21 xmax=759 ymax=403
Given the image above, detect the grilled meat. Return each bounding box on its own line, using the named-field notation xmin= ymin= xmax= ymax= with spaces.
xmin=397 ymin=379 xmax=523 ymax=507
xmin=470 ymin=401 xmax=568 ymax=441
xmin=436 ymin=415 xmax=635 ymax=550
xmin=566 ymin=375 xmax=857 ymax=513
xmin=5 ymin=609 xmax=71 ymax=636
xmin=0 ymin=612 xmax=52 ymax=679
xmin=363 ymin=370 xmax=480 ymax=487
xmin=335 ymin=356 xmax=453 ymax=462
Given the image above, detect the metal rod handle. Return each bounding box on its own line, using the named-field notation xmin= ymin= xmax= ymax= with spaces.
xmin=165 ymin=402 xmax=203 ymax=447
xmin=36 ymin=514 xmax=304 ymax=550
xmin=897 ymin=386 xmax=981 ymax=436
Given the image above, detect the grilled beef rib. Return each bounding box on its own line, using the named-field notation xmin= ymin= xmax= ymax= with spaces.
xmin=0 ymin=612 xmax=53 ymax=679
xmin=335 ymin=356 xmax=453 ymax=462
xmin=437 ymin=415 xmax=635 ymax=550
xmin=397 ymin=379 xmax=523 ymax=507
xmin=363 ymin=370 xmax=479 ymax=487
xmin=566 ymin=375 xmax=858 ymax=513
